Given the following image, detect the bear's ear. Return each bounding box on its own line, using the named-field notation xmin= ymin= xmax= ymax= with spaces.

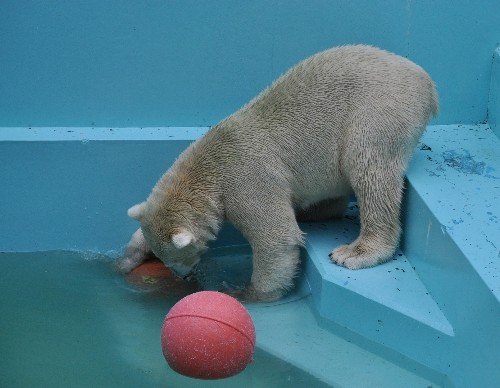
xmin=127 ymin=202 xmax=146 ymax=221
xmin=171 ymin=229 xmax=194 ymax=249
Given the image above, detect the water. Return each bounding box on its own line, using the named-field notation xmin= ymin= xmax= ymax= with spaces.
xmin=0 ymin=250 xmax=329 ymax=388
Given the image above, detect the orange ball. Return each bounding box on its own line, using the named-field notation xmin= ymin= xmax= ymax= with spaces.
xmin=125 ymin=259 xmax=198 ymax=296
xmin=161 ymin=291 xmax=256 ymax=379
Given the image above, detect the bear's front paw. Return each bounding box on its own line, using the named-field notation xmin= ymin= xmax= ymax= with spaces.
xmin=329 ymin=241 xmax=395 ymax=269
xmin=114 ymin=249 xmax=155 ymax=274
xmin=114 ymin=256 xmax=141 ymax=274
xmin=115 ymin=228 xmax=153 ymax=273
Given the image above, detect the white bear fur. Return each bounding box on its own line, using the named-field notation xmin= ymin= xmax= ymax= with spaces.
xmin=117 ymin=45 xmax=438 ymax=302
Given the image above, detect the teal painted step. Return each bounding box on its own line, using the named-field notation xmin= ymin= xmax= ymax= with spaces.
xmin=302 ymin=208 xmax=453 ymax=337
xmin=302 ymin=210 xmax=455 ymax=384
xmin=407 ymin=124 xmax=499 ymax=302
xmin=303 ymin=124 xmax=500 ymax=388
xmin=404 ymin=124 xmax=500 ymax=387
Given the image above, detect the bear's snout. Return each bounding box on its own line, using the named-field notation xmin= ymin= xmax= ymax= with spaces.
xmin=169 ymin=262 xmax=197 ymax=280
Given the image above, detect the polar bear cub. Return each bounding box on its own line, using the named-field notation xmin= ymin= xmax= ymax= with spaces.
xmin=117 ymin=45 xmax=438 ymax=302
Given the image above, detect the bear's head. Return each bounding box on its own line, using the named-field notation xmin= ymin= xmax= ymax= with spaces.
xmin=127 ymin=202 xmax=208 ymax=279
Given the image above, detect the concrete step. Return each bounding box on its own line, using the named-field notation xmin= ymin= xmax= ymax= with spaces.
xmin=303 ymin=124 xmax=500 ymax=387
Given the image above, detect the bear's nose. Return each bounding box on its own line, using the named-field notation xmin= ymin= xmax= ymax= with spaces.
xmin=170 ymin=263 xmax=196 ymax=279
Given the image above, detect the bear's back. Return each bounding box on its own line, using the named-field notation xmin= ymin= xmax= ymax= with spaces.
xmin=244 ymin=45 xmax=437 ymax=134
xmin=206 ymin=45 xmax=437 ymax=203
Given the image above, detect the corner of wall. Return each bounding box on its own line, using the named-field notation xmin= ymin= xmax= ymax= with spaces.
xmin=488 ymin=47 xmax=500 ymax=137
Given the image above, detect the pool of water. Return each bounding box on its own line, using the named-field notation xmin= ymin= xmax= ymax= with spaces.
xmin=0 ymin=249 xmax=331 ymax=388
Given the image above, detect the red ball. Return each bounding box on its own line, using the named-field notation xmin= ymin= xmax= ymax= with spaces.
xmin=161 ymin=291 xmax=256 ymax=379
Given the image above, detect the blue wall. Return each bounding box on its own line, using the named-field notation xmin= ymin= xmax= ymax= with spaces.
xmin=0 ymin=128 xmax=202 ymax=252
xmin=1 ymin=0 xmax=499 ymax=127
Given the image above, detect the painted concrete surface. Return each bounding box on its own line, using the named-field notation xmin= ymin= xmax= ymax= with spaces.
xmin=0 ymin=128 xmax=205 ymax=252
xmin=1 ymin=125 xmax=498 ymax=386
xmin=302 ymin=124 xmax=500 ymax=387
xmin=408 ymin=124 xmax=499 ymax=300
xmin=489 ymin=47 xmax=500 ymax=137
xmin=1 ymin=1 xmax=499 ymax=127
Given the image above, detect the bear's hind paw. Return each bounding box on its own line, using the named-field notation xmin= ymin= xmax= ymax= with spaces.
xmin=329 ymin=242 xmax=394 ymax=270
